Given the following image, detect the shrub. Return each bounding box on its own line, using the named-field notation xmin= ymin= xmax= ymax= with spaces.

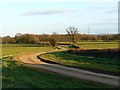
xmin=49 ymin=38 xmax=57 ymax=47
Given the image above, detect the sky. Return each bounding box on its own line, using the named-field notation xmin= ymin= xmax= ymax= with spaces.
xmin=0 ymin=0 xmax=119 ymax=37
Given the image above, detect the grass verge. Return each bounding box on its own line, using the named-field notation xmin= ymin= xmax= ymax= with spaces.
xmin=40 ymin=51 xmax=119 ymax=76
xmin=2 ymin=45 xmax=112 ymax=88
xmin=2 ymin=57 xmax=111 ymax=88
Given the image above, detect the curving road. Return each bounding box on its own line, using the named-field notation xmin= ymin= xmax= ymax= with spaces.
xmin=15 ymin=52 xmax=119 ymax=87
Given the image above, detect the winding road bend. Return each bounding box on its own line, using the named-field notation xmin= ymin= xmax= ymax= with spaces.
xmin=15 ymin=52 xmax=119 ymax=87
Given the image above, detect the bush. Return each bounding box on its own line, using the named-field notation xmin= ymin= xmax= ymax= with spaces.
xmin=49 ymin=38 xmax=57 ymax=47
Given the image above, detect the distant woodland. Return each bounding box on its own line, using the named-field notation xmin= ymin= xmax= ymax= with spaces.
xmin=0 ymin=33 xmax=119 ymax=44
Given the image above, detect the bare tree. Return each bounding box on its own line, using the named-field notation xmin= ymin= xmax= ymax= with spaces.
xmin=66 ymin=26 xmax=79 ymax=44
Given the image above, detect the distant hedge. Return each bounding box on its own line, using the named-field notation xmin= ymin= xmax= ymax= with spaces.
xmin=2 ymin=43 xmax=50 ymax=47
xmin=67 ymin=48 xmax=120 ymax=59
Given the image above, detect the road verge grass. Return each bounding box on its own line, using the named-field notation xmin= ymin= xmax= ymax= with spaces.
xmin=40 ymin=50 xmax=119 ymax=76
xmin=2 ymin=57 xmax=111 ymax=88
xmin=2 ymin=45 xmax=112 ymax=88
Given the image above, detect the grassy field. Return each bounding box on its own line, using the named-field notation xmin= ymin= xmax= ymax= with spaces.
xmin=77 ymin=42 xmax=118 ymax=49
xmin=58 ymin=42 xmax=118 ymax=49
xmin=2 ymin=47 xmax=53 ymax=56
xmin=40 ymin=51 xmax=119 ymax=75
xmin=1 ymin=44 xmax=112 ymax=88
xmin=2 ymin=57 xmax=109 ymax=88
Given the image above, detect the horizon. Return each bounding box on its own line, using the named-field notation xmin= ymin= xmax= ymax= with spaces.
xmin=0 ymin=32 xmax=119 ymax=37
xmin=0 ymin=0 xmax=119 ymax=37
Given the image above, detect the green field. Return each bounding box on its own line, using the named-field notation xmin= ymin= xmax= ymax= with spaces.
xmin=58 ymin=42 xmax=118 ymax=49
xmin=77 ymin=42 xmax=118 ymax=49
xmin=2 ymin=47 xmax=53 ymax=57
xmin=2 ymin=57 xmax=109 ymax=88
xmin=1 ymin=44 xmax=112 ymax=88
xmin=40 ymin=51 xmax=119 ymax=75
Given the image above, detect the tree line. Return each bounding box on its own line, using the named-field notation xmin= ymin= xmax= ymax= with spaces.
xmin=0 ymin=33 xmax=119 ymax=44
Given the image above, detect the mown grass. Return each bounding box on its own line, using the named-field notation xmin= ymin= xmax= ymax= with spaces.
xmin=2 ymin=46 xmax=53 ymax=56
xmin=78 ymin=43 xmax=118 ymax=49
xmin=40 ymin=51 xmax=119 ymax=75
xmin=2 ymin=57 xmax=110 ymax=88
xmin=2 ymin=44 xmax=111 ymax=88
xmin=58 ymin=42 xmax=118 ymax=49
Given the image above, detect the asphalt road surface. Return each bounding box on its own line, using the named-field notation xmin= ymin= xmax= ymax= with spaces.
xmin=15 ymin=52 xmax=119 ymax=87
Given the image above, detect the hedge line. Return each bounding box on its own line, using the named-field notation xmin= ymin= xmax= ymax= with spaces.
xmin=67 ymin=48 xmax=120 ymax=59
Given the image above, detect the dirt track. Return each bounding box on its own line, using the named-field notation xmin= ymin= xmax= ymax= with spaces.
xmin=15 ymin=52 xmax=119 ymax=87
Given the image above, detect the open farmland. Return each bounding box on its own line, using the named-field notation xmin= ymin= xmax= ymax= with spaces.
xmin=2 ymin=45 xmax=53 ymax=56
xmin=1 ymin=1 xmax=119 ymax=89
xmin=77 ymin=42 xmax=118 ymax=49
xmin=58 ymin=42 xmax=118 ymax=49
xmin=1 ymin=44 xmax=111 ymax=88
xmin=40 ymin=48 xmax=119 ymax=76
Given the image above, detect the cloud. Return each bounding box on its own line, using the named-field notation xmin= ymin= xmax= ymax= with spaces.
xmin=91 ymin=22 xmax=117 ymax=25
xmin=104 ymin=18 xmax=118 ymax=22
xmin=87 ymin=7 xmax=106 ymax=10
xmin=88 ymin=6 xmax=118 ymax=14
xmin=105 ymin=9 xmax=118 ymax=14
xmin=22 ymin=10 xmax=75 ymax=16
xmin=54 ymin=23 xmax=65 ymax=26
xmin=105 ymin=10 xmax=117 ymax=13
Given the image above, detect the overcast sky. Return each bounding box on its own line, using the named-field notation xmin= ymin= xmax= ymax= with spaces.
xmin=0 ymin=0 xmax=119 ymax=37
